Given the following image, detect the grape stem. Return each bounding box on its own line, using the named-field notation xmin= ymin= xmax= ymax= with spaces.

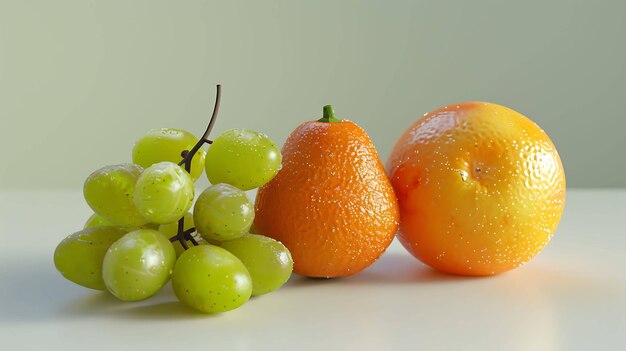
xmin=172 ymin=84 xmax=222 ymax=250
xmin=169 ymin=228 xmax=197 ymax=245
xmin=177 ymin=84 xmax=221 ymax=169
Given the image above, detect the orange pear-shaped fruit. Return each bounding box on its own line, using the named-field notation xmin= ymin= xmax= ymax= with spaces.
xmin=254 ymin=105 xmax=399 ymax=278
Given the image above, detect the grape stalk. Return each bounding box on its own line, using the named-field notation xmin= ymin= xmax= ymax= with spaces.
xmin=171 ymin=84 xmax=221 ymax=251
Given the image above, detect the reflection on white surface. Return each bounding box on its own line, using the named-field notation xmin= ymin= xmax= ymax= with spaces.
xmin=0 ymin=190 xmax=625 ymax=350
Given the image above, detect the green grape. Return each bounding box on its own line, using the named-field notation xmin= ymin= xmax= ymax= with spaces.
xmin=204 ymin=128 xmax=281 ymax=190
xmin=172 ymin=245 xmax=252 ymax=313
xmin=134 ymin=162 xmax=194 ymax=224
xmin=141 ymin=222 xmax=161 ymax=231
xmin=132 ymin=128 xmax=206 ymax=181
xmin=157 ymin=212 xmax=200 ymax=257
xmin=83 ymin=163 xmax=148 ymax=226
xmin=54 ymin=226 xmax=128 ymax=290
xmin=158 ymin=212 xmax=195 ymax=237
xmin=84 ymin=213 xmax=159 ymax=232
xmin=193 ymin=183 xmax=253 ymax=242
xmin=83 ymin=213 xmax=113 ymax=229
xmin=102 ymin=229 xmax=176 ymax=301
xmin=221 ymin=234 xmax=293 ymax=296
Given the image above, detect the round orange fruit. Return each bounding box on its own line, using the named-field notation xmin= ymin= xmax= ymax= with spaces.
xmin=386 ymin=102 xmax=566 ymax=276
xmin=254 ymin=105 xmax=399 ymax=278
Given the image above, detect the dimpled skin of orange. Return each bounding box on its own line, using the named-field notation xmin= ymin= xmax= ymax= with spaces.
xmin=386 ymin=102 xmax=566 ymax=276
xmin=254 ymin=120 xmax=399 ymax=278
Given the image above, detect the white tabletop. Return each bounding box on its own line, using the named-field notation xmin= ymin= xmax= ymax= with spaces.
xmin=0 ymin=189 xmax=624 ymax=351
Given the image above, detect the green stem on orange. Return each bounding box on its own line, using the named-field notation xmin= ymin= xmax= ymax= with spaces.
xmin=318 ymin=105 xmax=341 ymax=123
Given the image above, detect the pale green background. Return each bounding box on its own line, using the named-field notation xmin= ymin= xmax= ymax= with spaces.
xmin=1 ymin=0 xmax=624 ymax=189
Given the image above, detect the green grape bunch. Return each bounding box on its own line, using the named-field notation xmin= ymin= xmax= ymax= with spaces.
xmin=54 ymin=85 xmax=293 ymax=313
